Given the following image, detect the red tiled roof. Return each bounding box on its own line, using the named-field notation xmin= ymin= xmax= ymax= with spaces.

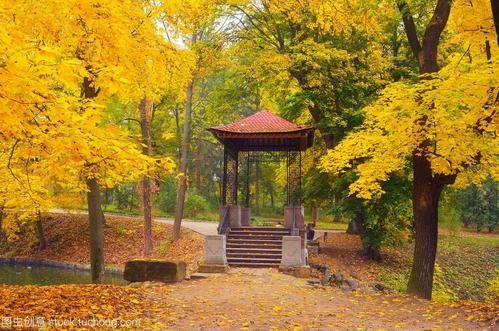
xmin=210 ymin=110 xmax=312 ymax=133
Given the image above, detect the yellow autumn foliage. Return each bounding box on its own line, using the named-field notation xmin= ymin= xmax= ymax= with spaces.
xmin=0 ymin=0 xmax=190 ymax=227
xmin=320 ymin=1 xmax=498 ymax=198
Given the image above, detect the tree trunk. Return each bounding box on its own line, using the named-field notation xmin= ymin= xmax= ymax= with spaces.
xmin=140 ymin=97 xmax=153 ymax=255
xmin=398 ymin=0 xmax=451 ymax=299
xmin=289 ymin=70 xmax=335 ymax=149
xmin=270 ymin=189 xmax=275 ymax=209
xmin=346 ymin=215 xmax=362 ymax=234
xmin=87 ymin=177 xmax=105 ymax=283
xmin=407 ymin=156 xmax=442 ymax=299
xmin=0 ymin=206 xmax=4 ymax=242
xmin=35 ymin=211 xmax=47 ymax=250
xmin=255 ymin=158 xmax=260 ymax=216
xmin=312 ymin=207 xmax=320 ymax=226
xmin=173 ymin=79 xmax=194 ymax=242
xmin=491 ymin=0 xmax=499 ymax=46
xmin=194 ymin=142 xmax=202 ymax=191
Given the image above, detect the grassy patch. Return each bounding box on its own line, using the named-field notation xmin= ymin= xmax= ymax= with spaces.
xmin=314 ymin=221 xmax=348 ymax=231
xmin=374 ymin=232 xmax=499 ymax=301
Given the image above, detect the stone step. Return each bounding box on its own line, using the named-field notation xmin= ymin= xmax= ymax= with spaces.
xmin=227 ymin=239 xmax=282 ymax=245
xmin=229 ymin=231 xmax=290 ymax=236
xmin=228 ymin=234 xmax=285 ymax=240
xmin=226 ymin=243 xmax=282 ymax=249
xmin=227 ymin=247 xmax=282 ymax=253
xmin=227 ymin=252 xmax=282 ymax=259
xmin=227 ymin=257 xmax=281 ymax=264
xmin=230 ymin=228 xmax=291 ymax=235
xmin=228 ymin=262 xmax=280 ymax=268
xmin=236 ymin=227 xmax=289 ymax=232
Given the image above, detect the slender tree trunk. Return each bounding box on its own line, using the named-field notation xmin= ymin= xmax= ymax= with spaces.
xmin=289 ymin=69 xmax=336 ymax=148
xmin=82 ymin=74 xmax=105 ymax=283
xmin=0 ymin=206 xmax=4 ymax=242
xmin=407 ymin=156 xmax=442 ymax=299
xmin=173 ymin=108 xmax=182 ymax=161
xmin=35 ymin=211 xmax=47 ymax=250
xmin=312 ymin=207 xmax=320 ymax=226
xmin=270 ymin=189 xmax=275 ymax=209
xmin=173 ymin=80 xmax=194 ymax=242
xmin=194 ymin=142 xmax=202 ymax=191
xmin=86 ymin=178 xmax=104 ymax=283
xmin=140 ymin=97 xmax=153 ymax=255
xmin=255 ymin=159 xmax=260 ymax=215
xmin=355 ymin=211 xmax=382 ymax=261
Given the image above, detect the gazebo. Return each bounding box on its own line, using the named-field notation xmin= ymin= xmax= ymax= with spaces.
xmin=209 ymin=110 xmax=315 ymax=234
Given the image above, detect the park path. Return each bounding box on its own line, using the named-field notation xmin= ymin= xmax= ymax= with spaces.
xmin=49 ymin=208 xmax=218 ymax=236
xmin=139 ymin=268 xmax=483 ymax=330
xmin=49 ymin=209 xmax=343 ymax=238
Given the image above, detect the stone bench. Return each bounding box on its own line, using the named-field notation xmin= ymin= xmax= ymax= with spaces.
xmin=124 ymin=259 xmax=186 ymax=283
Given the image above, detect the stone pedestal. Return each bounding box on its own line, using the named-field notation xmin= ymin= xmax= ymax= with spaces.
xmin=284 ymin=205 xmax=305 ymax=229
xmin=240 ymin=207 xmax=250 ymax=226
xmin=280 ymin=236 xmax=305 ymax=267
xmin=204 ymin=235 xmax=227 ymax=265
xmin=219 ymin=205 xmax=242 ymax=230
xmin=228 ymin=205 xmax=242 ymax=228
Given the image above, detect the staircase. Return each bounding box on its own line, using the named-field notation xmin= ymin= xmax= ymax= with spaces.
xmin=226 ymin=227 xmax=291 ymax=268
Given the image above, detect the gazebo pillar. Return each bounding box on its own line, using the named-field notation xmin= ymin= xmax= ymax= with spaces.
xmin=241 ymin=152 xmax=251 ymax=226
xmin=283 ymin=151 xmax=304 ymax=230
xmin=220 ymin=147 xmax=241 ymax=230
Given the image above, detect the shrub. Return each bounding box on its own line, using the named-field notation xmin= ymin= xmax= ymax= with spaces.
xmin=184 ymin=192 xmax=211 ymax=217
xmin=155 ymin=176 xmax=177 ymax=214
xmin=456 ymin=176 xmax=498 ymax=232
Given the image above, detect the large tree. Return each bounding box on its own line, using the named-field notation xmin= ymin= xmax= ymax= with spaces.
xmin=322 ymin=0 xmax=498 ymax=299
xmin=0 ymin=0 xmax=175 ymax=282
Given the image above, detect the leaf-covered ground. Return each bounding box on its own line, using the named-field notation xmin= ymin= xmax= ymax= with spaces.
xmin=310 ymin=232 xmax=499 ymax=327
xmin=0 ymin=269 xmax=486 ymax=330
xmin=0 ymin=213 xmax=204 ymax=273
xmin=0 ymin=216 xmax=496 ymax=329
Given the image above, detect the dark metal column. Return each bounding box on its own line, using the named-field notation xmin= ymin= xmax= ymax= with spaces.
xmin=245 ymin=152 xmax=250 ymax=208
xmin=299 ymin=151 xmax=302 ymax=204
xmin=286 ymin=151 xmax=290 ymax=205
xmin=232 ymin=151 xmax=239 ymax=205
xmin=221 ymin=147 xmax=228 ymax=206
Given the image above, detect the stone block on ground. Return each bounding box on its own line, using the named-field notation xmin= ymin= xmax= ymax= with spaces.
xmin=307 ymin=277 xmax=321 ymax=285
xmin=124 ymin=259 xmax=186 ymax=283
xmin=278 ymin=266 xmax=312 ymax=278
xmin=346 ymin=278 xmax=360 ymax=290
xmin=189 ymin=273 xmax=211 ymax=280
xmin=197 ymin=263 xmax=228 ymax=273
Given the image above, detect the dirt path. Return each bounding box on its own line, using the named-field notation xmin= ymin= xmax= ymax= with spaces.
xmin=49 ymin=208 xmax=219 ymax=235
xmin=141 ymin=268 xmax=484 ymax=330
xmin=0 ymin=268 xmax=486 ymax=330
